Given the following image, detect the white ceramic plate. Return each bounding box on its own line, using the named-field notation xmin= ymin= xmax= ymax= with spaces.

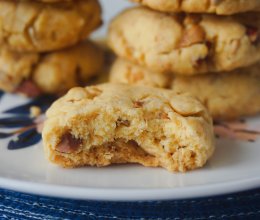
xmin=0 ymin=0 xmax=260 ymax=201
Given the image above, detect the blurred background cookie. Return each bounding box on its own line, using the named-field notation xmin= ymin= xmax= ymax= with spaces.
xmin=109 ymin=7 xmax=260 ymax=75
xmin=110 ymin=58 xmax=171 ymax=88
xmin=110 ymin=58 xmax=260 ymax=120
xmin=0 ymin=40 xmax=104 ymax=97
xmin=0 ymin=0 xmax=102 ymax=52
xmin=131 ymin=0 xmax=260 ymax=15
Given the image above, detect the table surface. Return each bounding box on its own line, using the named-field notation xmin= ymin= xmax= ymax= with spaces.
xmin=0 ymin=187 xmax=260 ymax=219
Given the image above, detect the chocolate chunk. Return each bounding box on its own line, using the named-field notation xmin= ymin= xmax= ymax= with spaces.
xmin=56 ymin=133 xmax=82 ymax=154
xmin=246 ymin=26 xmax=259 ymax=44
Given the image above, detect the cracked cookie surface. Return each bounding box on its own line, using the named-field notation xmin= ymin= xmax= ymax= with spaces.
xmin=0 ymin=40 xmax=104 ymax=97
xmin=110 ymin=58 xmax=260 ymax=120
xmin=131 ymin=0 xmax=260 ymax=15
xmin=109 ymin=7 xmax=260 ymax=75
xmin=42 ymin=83 xmax=215 ymax=172
xmin=0 ymin=0 xmax=101 ymax=52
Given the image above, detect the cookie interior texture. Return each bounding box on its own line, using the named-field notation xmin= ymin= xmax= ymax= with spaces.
xmin=110 ymin=58 xmax=260 ymax=120
xmin=131 ymin=0 xmax=260 ymax=15
xmin=108 ymin=7 xmax=260 ymax=75
xmin=43 ymin=84 xmax=215 ymax=172
xmin=0 ymin=0 xmax=102 ymax=52
xmin=0 ymin=40 xmax=104 ymax=96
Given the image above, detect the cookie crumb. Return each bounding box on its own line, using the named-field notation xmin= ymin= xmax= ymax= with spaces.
xmin=30 ymin=106 xmax=41 ymax=118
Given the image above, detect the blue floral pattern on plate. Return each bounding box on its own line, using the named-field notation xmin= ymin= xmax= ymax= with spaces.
xmin=0 ymin=90 xmax=3 ymax=101
xmin=0 ymin=92 xmax=55 ymax=150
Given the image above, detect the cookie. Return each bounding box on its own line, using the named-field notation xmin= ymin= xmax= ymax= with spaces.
xmin=110 ymin=57 xmax=171 ymax=88
xmin=37 ymin=0 xmax=70 ymax=2
xmin=42 ymin=83 xmax=215 ymax=172
xmin=171 ymin=68 xmax=260 ymax=120
xmin=110 ymin=58 xmax=260 ymax=120
xmin=109 ymin=7 xmax=260 ymax=75
xmin=131 ymin=0 xmax=260 ymax=15
xmin=0 ymin=0 xmax=102 ymax=52
xmin=0 ymin=40 xmax=104 ymax=97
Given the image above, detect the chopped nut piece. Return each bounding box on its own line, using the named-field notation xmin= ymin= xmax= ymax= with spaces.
xmin=179 ymin=25 xmax=206 ymax=48
xmin=230 ymin=39 xmax=240 ymax=54
xmin=116 ymin=118 xmax=130 ymax=127
xmin=158 ymin=112 xmax=170 ymax=119
xmin=133 ymin=101 xmax=144 ymax=108
xmin=86 ymin=87 xmax=103 ymax=99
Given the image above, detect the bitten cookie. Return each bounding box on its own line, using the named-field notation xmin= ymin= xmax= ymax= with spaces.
xmin=0 ymin=0 xmax=101 ymax=52
xmin=109 ymin=7 xmax=260 ymax=75
xmin=42 ymin=83 xmax=215 ymax=172
xmin=131 ymin=0 xmax=260 ymax=15
xmin=110 ymin=58 xmax=260 ymax=120
xmin=0 ymin=40 xmax=104 ymax=97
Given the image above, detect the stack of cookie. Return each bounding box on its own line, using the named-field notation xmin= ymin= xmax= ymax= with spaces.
xmin=108 ymin=1 xmax=260 ymax=120
xmin=0 ymin=0 xmax=103 ymax=97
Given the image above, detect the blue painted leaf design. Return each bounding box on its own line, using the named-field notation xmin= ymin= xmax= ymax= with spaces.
xmin=4 ymin=95 xmax=55 ymax=115
xmin=0 ymin=116 xmax=34 ymax=128
xmin=0 ymin=90 xmax=3 ymax=100
xmin=0 ymin=132 xmax=13 ymax=138
xmin=8 ymin=128 xmax=41 ymax=150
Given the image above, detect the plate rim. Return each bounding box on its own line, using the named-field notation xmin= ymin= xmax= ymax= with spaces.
xmin=1 ymin=175 xmax=259 ymax=201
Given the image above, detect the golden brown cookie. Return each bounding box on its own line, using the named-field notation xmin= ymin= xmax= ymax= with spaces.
xmin=109 ymin=7 xmax=260 ymax=75
xmin=0 ymin=40 xmax=104 ymax=97
xmin=110 ymin=57 xmax=172 ymax=88
xmin=131 ymin=0 xmax=260 ymax=15
xmin=110 ymin=58 xmax=260 ymax=120
xmin=0 ymin=0 xmax=102 ymax=52
xmin=37 ymin=0 xmax=70 ymax=2
xmin=171 ymin=67 xmax=260 ymax=120
xmin=43 ymin=83 xmax=215 ymax=172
